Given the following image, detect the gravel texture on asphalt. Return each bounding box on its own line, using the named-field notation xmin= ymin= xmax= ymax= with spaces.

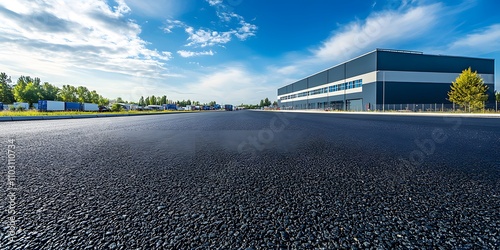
xmin=0 ymin=111 xmax=499 ymax=249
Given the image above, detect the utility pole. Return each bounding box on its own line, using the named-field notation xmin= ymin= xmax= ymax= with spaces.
xmin=382 ymin=71 xmax=386 ymax=112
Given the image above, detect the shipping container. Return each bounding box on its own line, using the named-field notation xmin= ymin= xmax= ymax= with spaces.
xmin=13 ymin=102 xmax=29 ymax=110
xmin=82 ymin=103 xmax=99 ymax=111
xmin=163 ymin=104 xmax=177 ymax=110
xmin=0 ymin=102 xmax=3 ymax=111
xmin=224 ymin=104 xmax=233 ymax=111
xmin=38 ymin=100 xmax=65 ymax=111
xmin=65 ymin=102 xmax=82 ymax=111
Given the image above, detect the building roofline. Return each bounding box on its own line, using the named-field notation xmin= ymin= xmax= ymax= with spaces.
xmin=279 ymin=49 xmax=494 ymax=90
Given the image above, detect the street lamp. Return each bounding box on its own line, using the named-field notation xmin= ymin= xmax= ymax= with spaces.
xmin=382 ymin=71 xmax=386 ymax=112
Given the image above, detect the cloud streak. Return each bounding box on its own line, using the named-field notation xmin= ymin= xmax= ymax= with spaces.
xmin=163 ymin=0 xmax=257 ymax=48
xmin=448 ymin=24 xmax=500 ymax=54
xmin=177 ymin=50 xmax=215 ymax=58
xmin=313 ymin=3 xmax=442 ymax=62
xmin=0 ymin=0 xmax=171 ymax=78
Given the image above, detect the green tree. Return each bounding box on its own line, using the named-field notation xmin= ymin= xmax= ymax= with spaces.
xmin=13 ymin=76 xmax=28 ymax=103
xmin=156 ymin=96 xmax=162 ymax=105
xmin=144 ymin=96 xmax=150 ymax=106
xmin=59 ymin=85 xmax=78 ymax=102
xmin=23 ymin=82 xmax=42 ymax=106
xmin=448 ymin=67 xmax=489 ymax=111
xmin=0 ymin=72 xmax=14 ymax=103
xmin=272 ymin=101 xmax=278 ymax=106
xmin=98 ymin=95 xmax=109 ymax=106
xmin=150 ymin=95 xmax=156 ymax=105
xmin=259 ymin=99 xmax=264 ymax=107
xmin=40 ymin=82 xmax=59 ymax=100
xmin=77 ymin=86 xmax=91 ymax=103
xmin=111 ymin=103 xmax=123 ymax=112
xmin=116 ymin=97 xmax=124 ymax=103
xmin=89 ymin=90 xmax=100 ymax=104
xmin=160 ymin=95 xmax=167 ymax=105
xmin=139 ymin=96 xmax=145 ymax=107
xmin=264 ymin=97 xmax=271 ymax=106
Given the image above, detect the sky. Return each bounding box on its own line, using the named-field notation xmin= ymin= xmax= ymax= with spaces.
xmin=0 ymin=0 xmax=499 ymax=105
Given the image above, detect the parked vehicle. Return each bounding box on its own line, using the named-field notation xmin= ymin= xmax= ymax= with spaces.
xmin=13 ymin=102 xmax=29 ymax=110
xmin=65 ymin=102 xmax=81 ymax=111
xmin=224 ymin=104 xmax=233 ymax=111
xmin=38 ymin=100 xmax=65 ymax=111
xmin=163 ymin=104 xmax=178 ymax=110
xmin=82 ymin=103 xmax=99 ymax=111
xmin=99 ymin=106 xmax=110 ymax=112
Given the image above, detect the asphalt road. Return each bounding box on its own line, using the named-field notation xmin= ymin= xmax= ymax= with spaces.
xmin=0 ymin=111 xmax=499 ymax=249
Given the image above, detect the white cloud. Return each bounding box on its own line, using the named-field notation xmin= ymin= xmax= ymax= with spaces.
xmin=177 ymin=50 xmax=215 ymax=58
xmin=313 ymin=3 xmax=441 ymax=62
xmin=448 ymin=24 xmax=500 ymax=53
xmin=235 ymin=20 xmax=257 ymax=40
xmin=0 ymin=0 xmax=172 ymax=79
xmin=162 ymin=1 xmax=257 ymax=48
xmin=207 ymin=0 xmax=223 ymax=6
xmin=164 ymin=19 xmax=185 ymax=33
xmin=124 ymin=0 xmax=192 ymax=19
xmin=183 ymin=66 xmax=276 ymax=104
xmin=185 ymin=27 xmax=233 ymax=47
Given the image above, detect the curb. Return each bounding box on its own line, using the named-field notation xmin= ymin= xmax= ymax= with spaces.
xmin=0 ymin=111 xmax=193 ymax=122
xmin=43 ymin=116 xmax=73 ymax=120
xmin=258 ymin=110 xmax=500 ymax=118
xmin=0 ymin=117 xmax=13 ymax=121
xmin=11 ymin=116 xmax=44 ymax=121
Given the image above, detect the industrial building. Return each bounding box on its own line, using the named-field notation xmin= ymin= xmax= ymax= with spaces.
xmin=277 ymin=49 xmax=495 ymax=111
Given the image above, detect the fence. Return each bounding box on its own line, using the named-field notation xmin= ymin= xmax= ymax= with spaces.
xmin=280 ymin=103 xmax=500 ymax=112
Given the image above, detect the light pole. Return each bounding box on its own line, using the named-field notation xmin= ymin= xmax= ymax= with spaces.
xmin=382 ymin=71 xmax=386 ymax=112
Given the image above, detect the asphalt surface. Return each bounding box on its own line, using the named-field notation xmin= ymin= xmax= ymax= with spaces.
xmin=0 ymin=110 xmax=499 ymax=249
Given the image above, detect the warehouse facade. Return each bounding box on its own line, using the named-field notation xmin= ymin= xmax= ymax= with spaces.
xmin=277 ymin=49 xmax=495 ymax=111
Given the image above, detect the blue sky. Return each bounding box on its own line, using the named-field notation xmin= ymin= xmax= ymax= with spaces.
xmin=0 ymin=0 xmax=499 ymax=104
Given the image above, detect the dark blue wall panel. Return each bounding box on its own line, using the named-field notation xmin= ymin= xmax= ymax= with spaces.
xmin=377 ymin=51 xmax=494 ymax=74
xmin=293 ymin=79 xmax=308 ymax=92
xmin=309 ymin=71 xmax=328 ymax=88
xmin=328 ymin=64 xmax=345 ymax=83
xmin=346 ymin=51 xmax=377 ymax=78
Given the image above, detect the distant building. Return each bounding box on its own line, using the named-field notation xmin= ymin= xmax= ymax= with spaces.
xmin=277 ymin=49 xmax=495 ymax=111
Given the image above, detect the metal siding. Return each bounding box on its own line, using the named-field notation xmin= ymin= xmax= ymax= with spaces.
xmin=346 ymin=51 xmax=377 ymax=78
xmin=293 ymin=79 xmax=308 ymax=92
xmin=376 ymin=82 xmax=452 ymax=104
xmin=328 ymin=64 xmax=346 ymax=83
xmin=278 ymin=86 xmax=287 ymax=95
xmin=308 ymin=71 xmax=328 ymax=88
xmin=377 ymin=51 xmax=495 ymax=74
xmin=361 ymin=82 xmax=377 ymax=108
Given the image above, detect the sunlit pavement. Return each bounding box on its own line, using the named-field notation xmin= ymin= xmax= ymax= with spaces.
xmin=1 ymin=111 xmax=498 ymax=249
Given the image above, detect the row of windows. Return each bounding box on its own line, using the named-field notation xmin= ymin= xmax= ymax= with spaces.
xmin=280 ymin=79 xmax=362 ymax=101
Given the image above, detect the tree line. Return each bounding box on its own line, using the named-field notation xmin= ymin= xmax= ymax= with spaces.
xmin=0 ymin=72 xmax=109 ymax=106
xmin=119 ymin=97 xmax=216 ymax=107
